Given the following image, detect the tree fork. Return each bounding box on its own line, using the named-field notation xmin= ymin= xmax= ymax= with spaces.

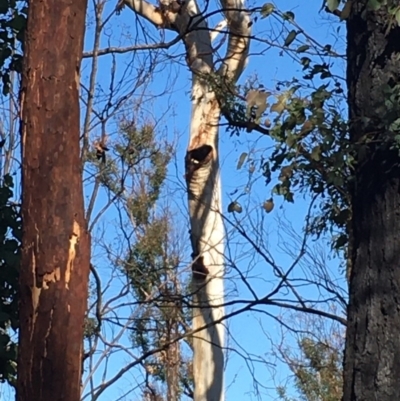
xmin=17 ymin=1 xmax=90 ymax=400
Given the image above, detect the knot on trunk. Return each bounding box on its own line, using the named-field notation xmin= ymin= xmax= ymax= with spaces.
xmin=191 ymin=254 xmax=209 ymax=280
xmin=184 ymin=144 xmax=213 ymax=182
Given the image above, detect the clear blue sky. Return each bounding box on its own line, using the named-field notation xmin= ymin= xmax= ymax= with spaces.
xmin=0 ymin=2 xmax=346 ymax=401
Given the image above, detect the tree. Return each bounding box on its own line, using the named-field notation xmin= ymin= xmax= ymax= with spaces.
xmin=277 ymin=337 xmax=342 ymax=401
xmin=221 ymin=1 xmax=400 ymax=398
xmin=343 ymin=1 xmax=400 ymax=399
xmin=17 ymin=1 xmax=90 ymax=400
xmin=120 ymin=0 xmax=251 ymax=399
xmin=275 ymin=313 xmax=344 ymax=401
xmin=0 ymin=0 xmax=193 ymax=396
xmin=80 ymin=117 xmax=193 ymax=401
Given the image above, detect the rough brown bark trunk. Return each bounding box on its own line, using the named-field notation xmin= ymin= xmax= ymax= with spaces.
xmin=17 ymin=1 xmax=90 ymax=401
xmin=344 ymin=2 xmax=400 ymax=400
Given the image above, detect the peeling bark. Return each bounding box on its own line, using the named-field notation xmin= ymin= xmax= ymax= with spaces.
xmin=17 ymin=1 xmax=90 ymax=400
xmin=185 ymin=94 xmax=225 ymax=401
xmin=185 ymin=3 xmax=250 ymax=399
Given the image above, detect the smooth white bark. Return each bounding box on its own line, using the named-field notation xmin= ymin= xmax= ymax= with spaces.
xmin=123 ymin=1 xmax=250 ymax=399
xmin=186 ymin=90 xmax=225 ymax=401
xmin=218 ymin=0 xmax=250 ymax=80
xmin=124 ymin=0 xmax=165 ymax=26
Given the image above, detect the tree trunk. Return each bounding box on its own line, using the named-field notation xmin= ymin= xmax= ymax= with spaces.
xmin=186 ymin=82 xmax=225 ymax=401
xmin=122 ymin=1 xmax=250 ymax=399
xmin=344 ymin=2 xmax=400 ymax=400
xmin=17 ymin=1 xmax=90 ymax=401
xmin=165 ymin=318 xmax=181 ymax=401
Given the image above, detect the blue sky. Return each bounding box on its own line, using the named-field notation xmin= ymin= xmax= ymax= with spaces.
xmin=0 ymin=1 xmax=348 ymax=401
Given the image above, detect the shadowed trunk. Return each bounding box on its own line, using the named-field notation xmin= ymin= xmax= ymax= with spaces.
xmin=165 ymin=318 xmax=181 ymax=401
xmin=17 ymin=1 xmax=90 ymax=400
xmin=344 ymin=2 xmax=400 ymax=400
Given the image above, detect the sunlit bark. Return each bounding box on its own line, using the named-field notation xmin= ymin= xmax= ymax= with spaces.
xmin=123 ymin=0 xmax=250 ymax=398
xmin=17 ymin=1 xmax=90 ymax=400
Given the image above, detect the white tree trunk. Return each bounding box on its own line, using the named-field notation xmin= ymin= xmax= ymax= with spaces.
xmin=186 ymin=81 xmax=225 ymax=401
xmin=123 ymin=1 xmax=250 ymax=399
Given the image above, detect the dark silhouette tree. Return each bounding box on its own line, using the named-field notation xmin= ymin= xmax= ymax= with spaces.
xmin=343 ymin=2 xmax=400 ymax=399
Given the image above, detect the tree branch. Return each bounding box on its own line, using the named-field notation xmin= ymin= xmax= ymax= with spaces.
xmin=210 ymin=19 xmax=227 ymax=42
xmin=83 ymin=36 xmax=182 ymax=58
xmin=218 ymin=0 xmax=251 ymax=81
xmin=123 ymin=0 xmax=165 ymax=27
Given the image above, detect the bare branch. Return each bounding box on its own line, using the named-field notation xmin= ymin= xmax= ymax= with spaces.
xmin=83 ymin=36 xmax=182 ymax=58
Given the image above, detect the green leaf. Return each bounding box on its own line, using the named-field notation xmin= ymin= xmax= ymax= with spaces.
xmin=301 ymin=57 xmax=311 ymax=69
xmin=237 ymin=152 xmax=248 ymax=170
xmin=396 ymin=9 xmax=400 ymax=26
xmin=270 ymin=92 xmax=291 ymax=115
xmin=311 ymin=146 xmax=321 ymax=161
xmin=227 ymin=201 xmax=243 ymax=213
xmin=260 ymin=3 xmax=274 ymax=18
xmin=246 ymin=90 xmax=269 ymax=119
xmin=270 ymin=101 xmax=285 ymax=114
xmin=9 ymin=14 xmax=26 ymax=32
xmin=3 ymin=174 xmax=13 ymax=188
xmin=367 ymin=0 xmax=381 ymax=10
xmin=262 ymin=199 xmax=274 ymax=213
xmin=283 ymin=11 xmax=295 ymax=20
xmin=286 ymin=134 xmax=297 ymax=148
xmin=284 ymin=30 xmax=297 ymax=47
xmin=296 ymin=45 xmax=310 ymax=53
xmin=340 ymin=1 xmax=352 ymax=20
xmin=326 ymin=0 xmax=340 ymax=12
xmin=334 ymin=233 xmax=348 ymax=248
xmin=0 ymin=0 xmax=8 ymax=14
xmin=0 ymin=312 xmax=10 ymax=323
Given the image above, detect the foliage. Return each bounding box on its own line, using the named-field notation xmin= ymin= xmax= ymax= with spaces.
xmin=216 ymin=5 xmax=354 ymax=252
xmin=85 ymin=120 xmax=192 ymax=399
xmin=325 ymin=0 xmax=400 ymax=26
xmin=222 ymin=81 xmax=351 ymax=250
xmin=124 ymin=211 xmax=192 ymax=398
xmin=277 ymin=336 xmax=343 ymax=401
xmin=121 ymin=137 xmax=190 ymax=399
xmin=0 ymin=174 xmax=21 ymax=387
xmin=233 ymin=1 xmax=400 ymax=259
xmin=0 ymin=0 xmax=26 ymax=95
xmin=0 ymin=0 xmax=25 ymax=389
xmin=88 ymin=122 xmax=172 ymax=223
